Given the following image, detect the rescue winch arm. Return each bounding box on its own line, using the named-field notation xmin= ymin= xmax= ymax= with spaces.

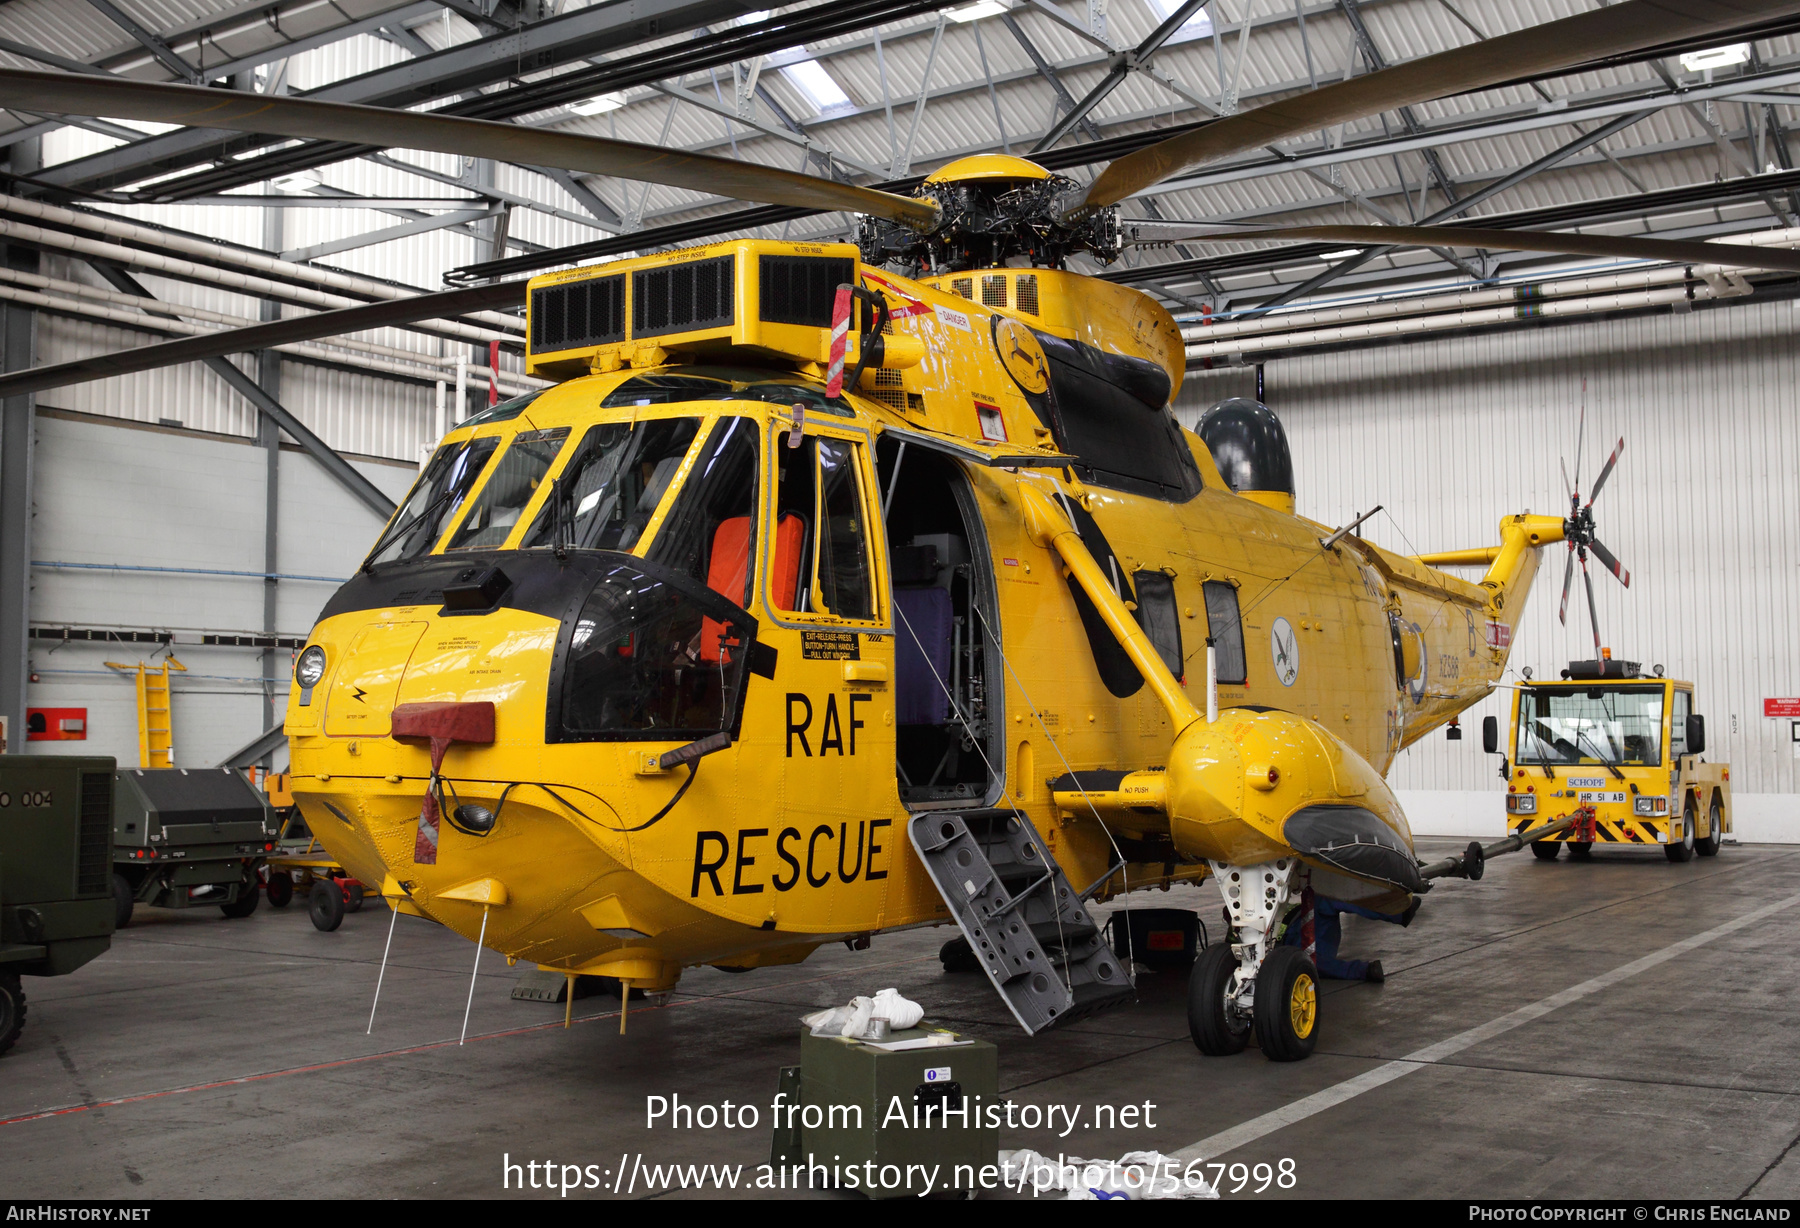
xmin=1016 ymin=483 xmax=1202 ymax=736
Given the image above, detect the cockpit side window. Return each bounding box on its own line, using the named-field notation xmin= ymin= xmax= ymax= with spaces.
xmin=520 ymin=417 xmax=701 ymax=553
xmin=445 ymin=427 xmax=570 ymax=551
xmin=364 ymin=435 xmax=499 ymax=567
xmin=772 ymin=435 xmax=876 ymax=621
xmin=646 ymin=416 xmax=761 ymax=604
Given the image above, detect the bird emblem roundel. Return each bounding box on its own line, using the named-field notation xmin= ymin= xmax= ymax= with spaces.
xmin=993 ymin=316 xmax=1049 ymax=395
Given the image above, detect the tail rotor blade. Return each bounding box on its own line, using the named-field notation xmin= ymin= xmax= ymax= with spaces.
xmin=1573 ymin=401 xmax=1587 ymax=492
xmin=1587 ymin=437 xmax=1625 ymax=506
xmin=1558 ymin=545 xmax=1575 ymax=625
xmin=1588 ymin=538 xmax=1631 ymax=588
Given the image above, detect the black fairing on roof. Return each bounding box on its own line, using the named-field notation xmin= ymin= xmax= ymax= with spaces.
xmin=1199 ymin=398 xmax=1294 ymax=499
xmin=1283 ymin=804 xmax=1424 ymax=893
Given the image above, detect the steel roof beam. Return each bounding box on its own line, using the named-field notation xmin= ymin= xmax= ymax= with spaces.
xmin=82 ymin=0 xmax=204 ymax=84
xmin=29 ymin=0 xmax=783 ymax=191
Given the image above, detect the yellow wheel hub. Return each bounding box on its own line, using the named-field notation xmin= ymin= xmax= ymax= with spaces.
xmin=1289 ymin=973 xmax=1317 ymax=1039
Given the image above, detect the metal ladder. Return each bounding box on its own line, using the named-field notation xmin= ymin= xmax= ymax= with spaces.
xmin=106 ymin=658 xmax=185 ymax=767
xmin=909 ymin=808 xmax=1132 ymax=1033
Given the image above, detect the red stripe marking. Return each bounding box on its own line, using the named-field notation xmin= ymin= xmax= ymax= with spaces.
xmin=1 ymin=953 xmax=936 ymax=1129
xmin=824 ymin=285 xmax=853 ymax=397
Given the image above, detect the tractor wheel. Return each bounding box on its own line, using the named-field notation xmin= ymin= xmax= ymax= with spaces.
xmin=1666 ymin=798 xmax=1697 ymax=863
xmin=1568 ymin=841 xmax=1594 ymax=859
xmin=343 ymin=883 xmax=364 ymax=914
xmin=220 ymin=874 xmax=260 ymax=919
xmin=1187 ymin=943 xmax=1248 ymax=1056
xmin=1530 ymin=839 xmax=1561 ymax=861
xmin=1252 ymin=945 xmax=1319 ymax=1062
xmin=265 ymin=871 xmax=294 ymax=909
xmin=0 ymin=971 xmax=23 ymax=1058
xmin=111 ymin=873 xmax=135 ymax=930
xmin=1696 ymin=796 xmax=1724 ymax=857
xmin=309 ymin=878 xmax=345 ymax=932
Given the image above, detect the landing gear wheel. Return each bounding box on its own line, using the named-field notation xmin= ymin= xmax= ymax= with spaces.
xmin=1568 ymin=841 xmax=1594 ymax=859
xmin=1530 ymin=839 xmax=1561 ymax=861
xmin=1696 ymin=797 xmax=1724 ymax=857
xmin=343 ymin=883 xmax=364 ymax=914
xmin=111 ymin=873 xmax=134 ymax=930
xmin=0 ymin=970 xmax=23 ymax=1057
xmin=939 ymin=936 xmax=980 ymax=974
xmin=220 ymin=874 xmax=260 ymax=918
xmin=265 ymin=871 xmax=294 ymax=909
xmin=1187 ymin=943 xmax=1248 ymax=1056
xmin=1253 ymin=945 xmax=1319 ymax=1063
xmin=1666 ymin=798 xmax=1697 ymax=863
xmin=309 ymin=878 xmax=345 ymax=932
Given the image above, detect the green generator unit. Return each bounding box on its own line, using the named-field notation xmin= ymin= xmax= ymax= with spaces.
xmin=772 ymin=1027 xmax=998 ymax=1198
xmin=0 ymin=754 xmax=117 ymax=1057
xmin=112 ymin=767 xmax=280 ymax=927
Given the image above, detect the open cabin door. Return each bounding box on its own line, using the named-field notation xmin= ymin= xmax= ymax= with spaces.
xmin=875 ymin=431 xmax=1014 ymax=811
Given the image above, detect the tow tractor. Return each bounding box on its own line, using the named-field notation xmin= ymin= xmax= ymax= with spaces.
xmin=1484 ymin=655 xmax=1731 ymax=863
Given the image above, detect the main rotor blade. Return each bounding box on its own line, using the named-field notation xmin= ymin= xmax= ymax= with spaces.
xmin=1588 ymin=437 xmax=1626 ymax=505
xmin=1558 ymin=543 xmax=1575 ymax=626
xmin=0 ymin=68 xmax=939 ymax=230
xmin=1127 ymin=223 xmax=1800 ymax=273
xmin=1560 ymin=457 xmax=1574 ymax=503
xmin=1581 ymin=553 xmax=1604 ymax=655
xmin=1081 ymin=0 xmax=1800 ymax=213
xmin=1587 ymin=538 xmax=1632 ymax=588
xmin=0 ymin=280 xmax=528 ymax=400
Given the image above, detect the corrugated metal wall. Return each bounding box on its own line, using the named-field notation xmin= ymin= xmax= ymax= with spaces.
xmin=1175 ymin=298 xmax=1800 ymax=800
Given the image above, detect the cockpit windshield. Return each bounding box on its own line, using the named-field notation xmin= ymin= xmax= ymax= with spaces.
xmin=365 ymin=435 xmax=500 ymax=567
xmin=1516 ymin=685 xmax=1665 ymax=767
xmin=446 ymin=427 xmax=570 ymax=551
xmin=520 ymin=417 xmax=700 ymax=553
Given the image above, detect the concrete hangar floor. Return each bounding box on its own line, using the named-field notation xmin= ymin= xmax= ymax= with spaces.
xmin=3 ymin=838 xmax=1796 ymax=1201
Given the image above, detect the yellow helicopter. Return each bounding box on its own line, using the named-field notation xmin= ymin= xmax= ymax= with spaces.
xmin=4 ymin=0 xmax=1800 ymax=1061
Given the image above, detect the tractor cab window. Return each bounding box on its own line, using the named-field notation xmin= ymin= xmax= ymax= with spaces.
xmin=520 ymin=416 xmax=701 ymax=553
xmin=1517 ymin=685 xmax=1664 ymax=768
xmin=446 ymin=427 xmax=570 ymax=551
xmin=772 ymin=435 xmax=877 ymax=621
xmin=1669 ymin=688 xmax=1691 ymax=759
xmin=365 ymin=435 xmax=500 ymax=567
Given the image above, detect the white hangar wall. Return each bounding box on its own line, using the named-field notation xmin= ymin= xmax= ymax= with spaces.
xmin=1174 ymin=296 xmax=1800 ymax=843
xmin=23 ymin=409 xmax=416 ymax=770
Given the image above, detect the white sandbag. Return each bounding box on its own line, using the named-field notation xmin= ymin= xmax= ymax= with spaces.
xmin=800 ymin=988 xmax=926 ymax=1037
xmin=870 ymin=987 xmax=924 ymax=1029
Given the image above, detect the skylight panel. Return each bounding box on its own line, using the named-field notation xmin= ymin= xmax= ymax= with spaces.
xmin=781 ymin=59 xmax=854 ymax=115
xmin=1147 ymin=0 xmax=1214 ymax=42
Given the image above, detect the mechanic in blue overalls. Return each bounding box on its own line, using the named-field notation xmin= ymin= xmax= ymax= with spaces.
xmin=1281 ymin=895 xmax=1419 ymax=983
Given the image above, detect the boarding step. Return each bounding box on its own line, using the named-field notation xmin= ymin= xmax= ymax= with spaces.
xmin=909 ymin=808 xmax=1132 ymax=1034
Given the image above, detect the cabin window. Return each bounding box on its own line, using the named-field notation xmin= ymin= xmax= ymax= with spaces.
xmin=364 ymin=435 xmax=500 ymax=566
xmin=1516 ymin=685 xmax=1664 ymax=767
xmin=1669 ymin=688 xmax=1691 ymax=758
xmin=1202 ymin=580 xmax=1247 ymax=685
xmin=772 ymin=435 xmax=876 ymax=621
xmin=1132 ymin=570 xmax=1183 ymax=678
xmin=445 ymin=427 xmax=571 ymax=551
xmin=519 ymin=416 xmax=700 ymax=553
xmin=646 ymin=416 xmax=761 ymax=601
